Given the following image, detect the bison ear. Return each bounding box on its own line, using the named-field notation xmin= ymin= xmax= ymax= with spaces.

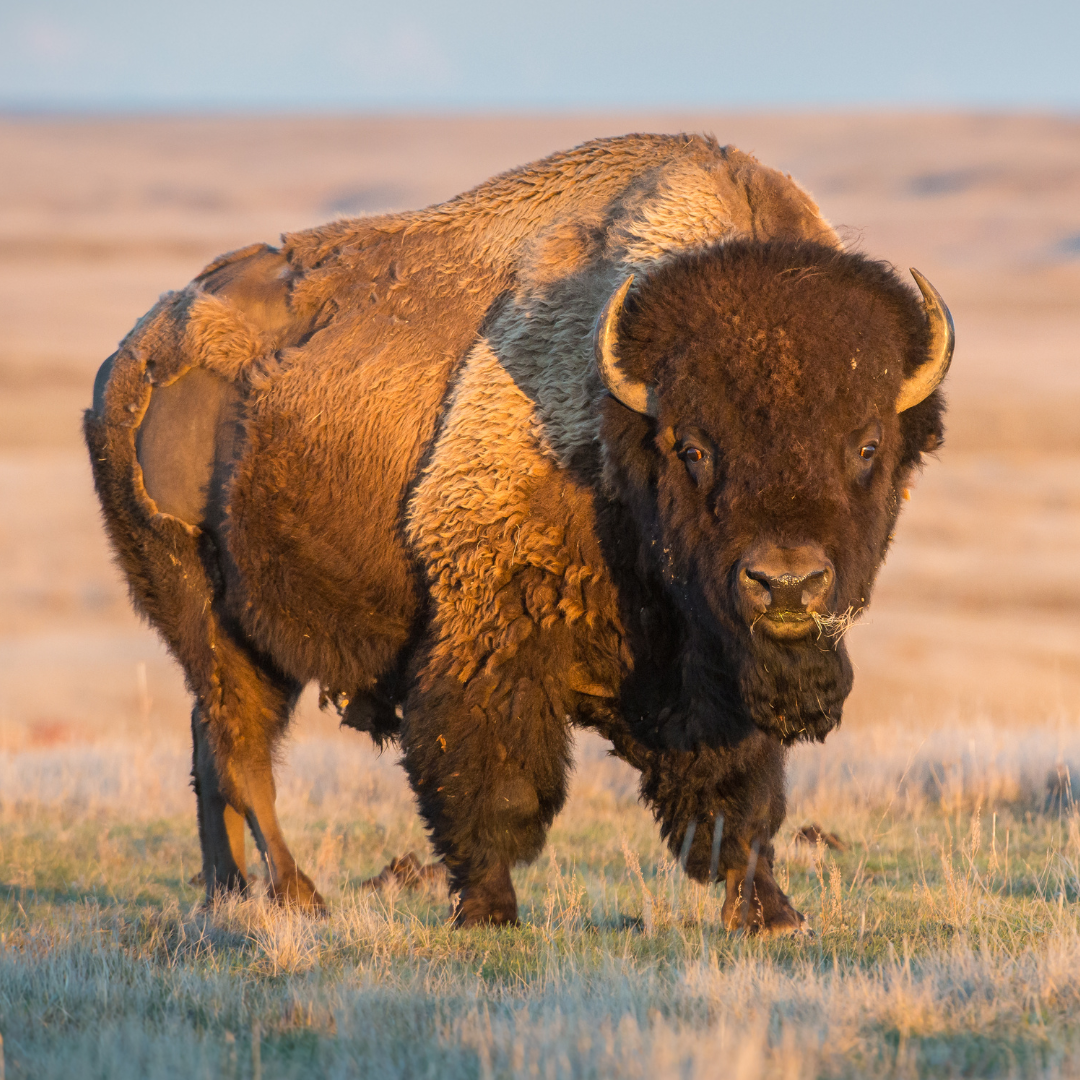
xmin=896 ymin=268 xmax=954 ymax=413
xmin=594 ymin=275 xmax=658 ymax=417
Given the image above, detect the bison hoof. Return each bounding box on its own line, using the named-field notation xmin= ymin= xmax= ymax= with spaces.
xmin=759 ymin=905 xmax=810 ymax=938
xmin=198 ymin=868 xmax=249 ymax=906
xmin=722 ymin=890 xmax=808 ymax=936
xmin=270 ymin=870 xmax=327 ymax=915
xmin=722 ymin=869 xmax=810 ymax=937
xmin=452 ymin=897 xmax=519 ymax=928
xmin=450 ymin=861 xmax=519 ymax=928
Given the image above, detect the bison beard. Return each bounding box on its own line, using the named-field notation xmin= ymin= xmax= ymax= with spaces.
xmin=613 ymin=583 xmax=855 ymax=751
xmin=612 ymin=602 xmax=850 ymax=753
xmin=84 ymin=133 xmax=948 ymax=935
xmin=739 ymin=632 xmax=853 ymax=743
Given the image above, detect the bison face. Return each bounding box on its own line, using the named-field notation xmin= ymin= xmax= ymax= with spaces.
xmin=599 ymin=241 xmax=949 ymax=748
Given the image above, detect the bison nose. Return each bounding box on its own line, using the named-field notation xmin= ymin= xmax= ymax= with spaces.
xmin=744 ymin=567 xmax=831 ymax=612
xmin=737 ymin=543 xmax=835 ymax=625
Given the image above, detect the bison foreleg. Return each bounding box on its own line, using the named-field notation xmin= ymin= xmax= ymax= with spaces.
xmin=618 ymin=727 xmax=807 ymax=934
xmin=401 ymin=665 xmax=573 ymax=928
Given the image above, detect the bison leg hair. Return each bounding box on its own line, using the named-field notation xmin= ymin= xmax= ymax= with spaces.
xmin=400 ymin=663 xmax=573 ymax=927
xmin=191 ymin=706 xmax=248 ymax=895
xmin=190 ymin=648 xmax=325 ymax=913
xmin=598 ymin=720 xmax=807 ymax=934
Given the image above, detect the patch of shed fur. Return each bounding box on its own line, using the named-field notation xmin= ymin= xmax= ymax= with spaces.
xmin=92 ymin=295 xmax=203 ymax=532
xmin=182 ymin=291 xmax=277 ymax=383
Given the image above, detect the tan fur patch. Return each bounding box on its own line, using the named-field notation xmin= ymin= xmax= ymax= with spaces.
xmin=183 ymin=291 xmax=274 ymax=382
xmin=617 ymin=160 xmax=741 ymax=266
xmin=408 ymin=341 xmax=603 ymax=685
xmin=520 ymin=219 xmax=600 ymax=285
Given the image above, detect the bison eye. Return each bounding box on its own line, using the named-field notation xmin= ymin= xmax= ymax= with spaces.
xmin=848 ymin=420 xmax=883 ymax=487
xmin=676 ymin=442 xmax=712 ymax=486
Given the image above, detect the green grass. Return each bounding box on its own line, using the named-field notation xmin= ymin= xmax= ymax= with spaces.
xmin=3 ymin=723 xmax=1080 ymax=1078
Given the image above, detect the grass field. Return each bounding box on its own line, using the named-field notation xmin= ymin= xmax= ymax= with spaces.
xmin=3 ymin=720 xmax=1080 ymax=1078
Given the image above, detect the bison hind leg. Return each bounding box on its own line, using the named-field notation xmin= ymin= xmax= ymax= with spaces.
xmin=188 ymin=643 xmax=326 ymax=914
xmin=192 ymin=705 xmax=248 ymax=897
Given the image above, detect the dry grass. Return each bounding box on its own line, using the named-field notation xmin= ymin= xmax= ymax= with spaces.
xmin=2 ymin=719 xmax=1080 ymax=1077
xmin=811 ymin=608 xmax=861 ymax=645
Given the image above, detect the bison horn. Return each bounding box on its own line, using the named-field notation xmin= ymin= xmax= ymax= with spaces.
xmin=594 ymin=275 xmax=658 ymax=417
xmin=896 ymin=268 xmax=954 ymax=413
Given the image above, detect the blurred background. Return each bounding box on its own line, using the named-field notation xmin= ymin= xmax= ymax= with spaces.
xmin=1 ymin=0 xmax=1078 ymax=761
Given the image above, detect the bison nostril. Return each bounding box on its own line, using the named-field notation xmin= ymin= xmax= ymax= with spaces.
xmin=739 ymin=560 xmax=833 ymax=615
xmin=799 ymin=569 xmax=830 ymax=609
xmin=763 ymin=573 xmax=809 ymax=612
xmin=741 ymin=567 xmax=774 ymax=608
xmin=765 ymin=570 xmax=830 ymax=612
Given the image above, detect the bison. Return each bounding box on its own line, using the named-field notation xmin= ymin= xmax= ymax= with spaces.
xmin=86 ymin=133 xmax=951 ymax=933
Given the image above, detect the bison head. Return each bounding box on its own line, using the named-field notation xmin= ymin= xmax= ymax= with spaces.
xmin=598 ymin=241 xmax=950 ymax=750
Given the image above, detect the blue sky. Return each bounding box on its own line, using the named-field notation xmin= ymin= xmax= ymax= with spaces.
xmin=1 ymin=0 xmax=1077 ymax=111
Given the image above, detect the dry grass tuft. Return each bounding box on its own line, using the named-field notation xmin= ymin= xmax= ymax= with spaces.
xmin=812 ymin=606 xmax=862 ymax=644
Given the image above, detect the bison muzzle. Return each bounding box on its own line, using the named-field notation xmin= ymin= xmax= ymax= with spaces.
xmin=85 ymin=133 xmax=950 ymax=933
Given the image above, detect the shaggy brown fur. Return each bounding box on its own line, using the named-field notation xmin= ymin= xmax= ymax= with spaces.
xmin=86 ymin=133 xmax=945 ymax=931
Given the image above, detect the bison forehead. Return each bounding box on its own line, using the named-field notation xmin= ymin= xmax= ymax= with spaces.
xmin=681 ymin=316 xmax=902 ymax=418
xmin=618 ymin=241 xmax=925 ymax=426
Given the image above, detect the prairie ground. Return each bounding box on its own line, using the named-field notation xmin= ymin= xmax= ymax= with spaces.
xmin=5 ymin=722 xmax=1080 ymax=1078
xmin=1 ymin=111 xmax=1080 ymax=1076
